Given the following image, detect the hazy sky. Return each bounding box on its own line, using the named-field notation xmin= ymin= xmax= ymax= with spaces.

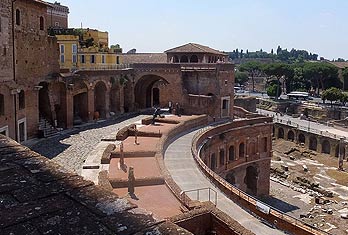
xmin=51 ymin=0 xmax=348 ymax=60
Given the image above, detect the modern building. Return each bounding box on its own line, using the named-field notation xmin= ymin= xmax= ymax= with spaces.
xmin=55 ymin=28 xmax=123 ymax=71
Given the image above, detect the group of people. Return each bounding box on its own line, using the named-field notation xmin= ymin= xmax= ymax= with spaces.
xmin=152 ymin=102 xmax=182 ymax=124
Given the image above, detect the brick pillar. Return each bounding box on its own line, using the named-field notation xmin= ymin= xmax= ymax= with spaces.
xmin=120 ymin=85 xmax=125 ymax=114
xmin=66 ymin=91 xmax=73 ymax=129
xmin=105 ymin=87 xmax=110 ymax=118
xmin=87 ymin=88 xmax=94 ymax=121
xmin=317 ymin=138 xmax=323 ymax=153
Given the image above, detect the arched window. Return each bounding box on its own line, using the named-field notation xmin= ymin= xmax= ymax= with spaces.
xmin=173 ymin=55 xmax=179 ymax=63
xmin=180 ymin=55 xmax=188 ymax=63
xmin=228 ymin=145 xmax=235 ymax=161
xmin=39 ymin=16 xmax=44 ymax=30
xmin=190 ymin=55 xmax=198 ymax=63
xmin=16 ymin=9 xmax=20 ymax=26
xmin=239 ymin=142 xmax=245 ymax=158
xmin=0 ymin=94 xmax=4 ymax=115
xmin=19 ymin=90 xmax=25 ymax=110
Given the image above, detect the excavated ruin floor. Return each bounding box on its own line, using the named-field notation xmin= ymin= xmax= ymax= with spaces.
xmin=267 ymin=139 xmax=348 ymax=235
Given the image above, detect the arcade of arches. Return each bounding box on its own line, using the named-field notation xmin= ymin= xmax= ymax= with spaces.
xmin=274 ymin=124 xmax=347 ymax=159
xmin=199 ymin=119 xmax=273 ymax=197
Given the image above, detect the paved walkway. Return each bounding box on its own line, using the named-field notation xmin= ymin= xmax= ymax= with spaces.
xmin=164 ymin=128 xmax=286 ymax=235
xmin=259 ymin=109 xmax=348 ymax=139
xmin=31 ymin=115 xmax=148 ymax=173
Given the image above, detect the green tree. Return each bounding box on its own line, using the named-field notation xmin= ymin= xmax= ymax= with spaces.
xmin=267 ymin=84 xmax=281 ymax=98
xmin=321 ymin=87 xmax=342 ymax=106
xmin=263 ymin=63 xmax=294 ymax=100
xmin=239 ymin=61 xmax=262 ymax=92
xmin=340 ymin=92 xmax=348 ymax=106
xmin=303 ymin=62 xmax=339 ymax=96
xmin=342 ymin=67 xmax=348 ymax=91
xmin=235 ymin=71 xmax=249 ymax=86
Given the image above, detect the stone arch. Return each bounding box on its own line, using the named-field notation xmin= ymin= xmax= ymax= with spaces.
xmin=228 ymin=145 xmax=235 ymax=161
xmin=219 ymin=148 xmax=225 ymax=166
xmin=321 ymin=140 xmax=331 ymax=154
xmin=245 ymin=165 xmax=258 ymax=195
xmin=94 ymin=81 xmax=107 ymax=119
xmin=298 ymin=133 xmax=305 ymax=144
xmin=226 ymin=172 xmax=236 ymax=185
xmin=309 ymin=136 xmax=318 ymax=151
xmin=190 ymin=55 xmax=198 ymax=63
xmin=239 ymin=142 xmax=245 ymax=158
xmin=278 ymin=128 xmax=284 ymax=139
xmin=180 ymin=55 xmax=188 ymax=63
xmin=134 ymin=75 xmax=169 ymax=109
xmin=210 ymin=153 xmax=216 ymax=170
xmin=287 ymin=130 xmax=295 ymax=141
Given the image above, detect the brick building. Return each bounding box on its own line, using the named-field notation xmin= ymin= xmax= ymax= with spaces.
xmin=0 ymin=0 xmax=60 ymax=142
xmin=46 ymin=1 xmax=69 ymax=29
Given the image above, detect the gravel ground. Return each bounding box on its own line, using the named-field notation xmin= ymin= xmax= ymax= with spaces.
xmin=30 ymin=115 xmax=148 ymax=174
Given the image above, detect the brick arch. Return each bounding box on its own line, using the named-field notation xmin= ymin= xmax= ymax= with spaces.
xmin=287 ymin=130 xmax=295 ymax=141
xmin=321 ymin=140 xmax=331 ymax=154
xmin=134 ymin=74 xmax=169 ymax=109
xmin=245 ymin=165 xmax=258 ymax=196
xmin=309 ymin=136 xmax=318 ymax=151
xmin=94 ymin=81 xmax=108 ymax=119
xmin=278 ymin=127 xmax=284 ymax=139
xmin=298 ymin=133 xmax=306 ymax=144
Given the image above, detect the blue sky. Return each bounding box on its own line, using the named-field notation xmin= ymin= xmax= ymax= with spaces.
xmin=51 ymin=0 xmax=348 ymax=60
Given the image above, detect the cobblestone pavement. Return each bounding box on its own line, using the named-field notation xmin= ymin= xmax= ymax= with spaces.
xmin=31 ymin=115 xmax=148 ymax=174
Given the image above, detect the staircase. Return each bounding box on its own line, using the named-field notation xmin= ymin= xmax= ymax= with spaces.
xmin=39 ymin=116 xmax=58 ymax=138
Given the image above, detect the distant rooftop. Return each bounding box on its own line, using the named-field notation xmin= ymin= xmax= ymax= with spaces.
xmin=165 ymin=43 xmax=227 ymax=56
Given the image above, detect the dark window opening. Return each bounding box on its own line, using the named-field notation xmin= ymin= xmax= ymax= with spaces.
xmin=0 ymin=94 xmax=4 ymax=115
xmin=116 ymin=56 xmax=120 ymax=64
xmin=39 ymin=16 xmax=44 ymax=30
xmin=190 ymin=55 xmax=198 ymax=63
xmin=239 ymin=143 xmax=245 ymax=158
xmin=219 ymin=149 xmax=225 ymax=166
xmin=81 ymin=55 xmax=85 ymax=63
xmin=180 ymin=55 xmax=188 ymax=63
xmin=19 ymin=90 xmax=25 ymax=110
xmin=90 ymin=55 xmax=95 ymax=63
xmin=16 ymin=9 xmax=20 ymax=26
xmin=222 ymin=99 xmax=228 ymax=109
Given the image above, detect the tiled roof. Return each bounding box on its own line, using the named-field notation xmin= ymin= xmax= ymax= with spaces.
xmin=165 ymin=43 xmax=227 ymax=55
xmin=0 ymin=135 xmax=191 ymax=235
xmin=120 ymin=53 xmax=167 ymax=64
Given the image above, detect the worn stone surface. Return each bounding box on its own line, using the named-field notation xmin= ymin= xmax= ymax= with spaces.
xmin=0 ymin=134 xmax=193 ymax=234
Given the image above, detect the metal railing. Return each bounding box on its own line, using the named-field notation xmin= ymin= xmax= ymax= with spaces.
xmin=190 ymin=123 xmax=330 ymax=235
xmin=181 ymin=187 xmax=218 ymax=207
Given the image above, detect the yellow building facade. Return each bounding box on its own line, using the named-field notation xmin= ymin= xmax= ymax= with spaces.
xmin=56 ymin=30 xmax=122 ymax=71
